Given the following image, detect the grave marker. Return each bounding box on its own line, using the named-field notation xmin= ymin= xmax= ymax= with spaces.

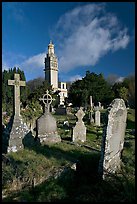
xmin=72 ymin=107 xmax=86 ymax=142
xmin=7 ymin=73 xmax=29 ymax=152
xmin=98 ymin=99 xmax=127 ymax=179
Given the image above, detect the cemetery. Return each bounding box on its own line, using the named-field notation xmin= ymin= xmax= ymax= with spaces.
xmin=2 ymin=2 xmax=135 ymax=202
xmin=2 ymin=70 xmax=135 ymax=202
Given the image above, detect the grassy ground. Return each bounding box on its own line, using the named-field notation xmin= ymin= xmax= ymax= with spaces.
xmin=2 ymin=109 xmax=135 ymax=202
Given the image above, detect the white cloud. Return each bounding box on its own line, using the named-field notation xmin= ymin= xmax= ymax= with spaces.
xmin=115 ymin=76 xmax=125 ymax=83
xmin=2 ymin=51 xmax=46 ymax=80
xmin=21 ymin=52 xmax=45 ymax=68
xmin=20 ymin=52 xmax=46 ymax=79
xmin=2 ymin=52 xmax=26 ymax=71
xmin=3 ymin=3 xmax=130 ymax=81
xmin=69 ymin=74 xmax=82 ymax=82
xmin=53 ymin=3 xmax=130 ymax=72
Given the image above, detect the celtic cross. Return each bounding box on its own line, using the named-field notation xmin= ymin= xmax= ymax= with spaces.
xmin=39 ymin=90 xmax=53 ymax=113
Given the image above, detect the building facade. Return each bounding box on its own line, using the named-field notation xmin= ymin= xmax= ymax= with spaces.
xmin=44 ymin=41 xmax=68 ymax=105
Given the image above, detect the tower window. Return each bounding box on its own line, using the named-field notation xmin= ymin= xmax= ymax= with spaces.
xmin=62 ymin=84 xmax=64 ymax=89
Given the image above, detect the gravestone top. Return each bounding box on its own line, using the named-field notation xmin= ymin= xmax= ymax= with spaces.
xmin=75 ymin=107 xmax=85 ymax=122
xmin=39 ymin=90 xmax=53 ymax=113
xmin=8 ymin=73 xmax=26 ymax=118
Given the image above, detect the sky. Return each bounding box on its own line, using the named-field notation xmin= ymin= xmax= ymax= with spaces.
xmin=2 ymin=2 xmax=135 ymax=82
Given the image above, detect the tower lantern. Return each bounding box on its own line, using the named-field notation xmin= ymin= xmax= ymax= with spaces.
xmin=48 ymin=40 xmax=54 ymax=55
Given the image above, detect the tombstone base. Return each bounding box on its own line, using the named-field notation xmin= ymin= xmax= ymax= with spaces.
xmin=38 ymin=132 xmax=61 ymax=144
xmin=8 ymin=116 xmax=29 ymax=153
xmin=103 ymin=153 xmax=122 ymax=178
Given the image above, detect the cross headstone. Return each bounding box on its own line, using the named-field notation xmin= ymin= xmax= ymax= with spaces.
xmin=39 ymin=90 xmax=53 ymax=113
xmin=8 ymin=73 xmax=26 ymax=118
xmin=7 ymin=73 xmax=29 ymax=152
xmin=36 ymin=90 xmax=61 ymax=144
xmin=98 ymin=99 xmax=127 ymax=179
xmin=72 ymin=107 xmax=86 ymax=142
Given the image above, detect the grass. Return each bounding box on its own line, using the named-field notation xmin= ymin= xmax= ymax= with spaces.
xmin=2 ymin=109 xmax=135 ymax=202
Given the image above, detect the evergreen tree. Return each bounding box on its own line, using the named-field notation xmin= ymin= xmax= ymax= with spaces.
xmin=68 ymin=71 xmax=114 ymax=108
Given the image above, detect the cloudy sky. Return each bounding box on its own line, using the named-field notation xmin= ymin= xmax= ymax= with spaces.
xmin=2 ymin=2 xmax=135 ymax=82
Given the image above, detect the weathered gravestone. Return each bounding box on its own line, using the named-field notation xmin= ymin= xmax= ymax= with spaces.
xmin=36 ymin=90 xmax=61 ymax=143
xmin=98 ymin=99 xmax=127 ymax=179
xmin=95 ymin=110 xmax=101 ymax=126
xmin=72 ymin=107 xmax=86 ymax=142
xmin=7 ymin=73 xmax=29 ymax=152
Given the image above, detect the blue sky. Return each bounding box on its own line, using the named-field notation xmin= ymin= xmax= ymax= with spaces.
xmin=2 ymin=2 xmax=135 ymax=82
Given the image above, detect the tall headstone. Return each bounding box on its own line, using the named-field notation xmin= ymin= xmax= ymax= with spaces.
xmin=36 ymin=90 xmax=61 ymax=143
xmin=90 ymin=96 xmax=94 ymax=123
xmin=98 ymin=99 xmax=127 ymax=179
xmin=7 ymin=73 xmax=29 ymax=152
xmin=90 ymin=96 xmax=93 ymax=108
xmin=95 ymin=110 xmax=100 ymax=126
xmin=72 ymin=107 xmax=86 ymax=142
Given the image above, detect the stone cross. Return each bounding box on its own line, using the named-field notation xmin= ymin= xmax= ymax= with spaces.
xmin=72 ymin=107 xmax=86 ymax=142
xmin=8 ymin=73 xmax=26 ymax=118
xmin=75 ymin=107 xmax=85 ymax=122
xmin=39 ymin=90 xmax=53 ymax=113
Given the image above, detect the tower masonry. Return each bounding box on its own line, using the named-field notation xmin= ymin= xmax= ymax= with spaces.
xmin=44 ymin=41 xmax=68 ymax=105
xmin=44 ymin=41 xmax=58 ymax=90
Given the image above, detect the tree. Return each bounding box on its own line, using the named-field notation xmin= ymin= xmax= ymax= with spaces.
xmin=119 ymin=87 xmax=128 ymax=103
xmin=126 ymin=75 xmax=135 ymax=108
xmin=106 ymin=74 xmax=119 ymax=85
xmin=68 ymin=71 xmax=114 ymax=108
xmin=112 ymin=74 xmax=135 ymax=108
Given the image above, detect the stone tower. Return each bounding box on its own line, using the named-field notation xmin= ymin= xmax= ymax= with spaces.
xmin=44 ymin=41 xmax=58 ymax=90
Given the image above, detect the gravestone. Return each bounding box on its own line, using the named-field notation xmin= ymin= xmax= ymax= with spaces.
xmin=98 ymin=99 xmax=127 ymax=179
xmin=7 ymin=73 xmax=29 ymax=152
xmin=90 ymin=96 xmax=94 ymax=123
xmin=90 ymin=96 xmax=93 ymax=108
xmin=72 ymin=107 xmax=86 ymax=142
xmin=95 ymin=110 xmax=100 ymax=126
xmin=36 ymin=90 xmax=61 ymax=143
